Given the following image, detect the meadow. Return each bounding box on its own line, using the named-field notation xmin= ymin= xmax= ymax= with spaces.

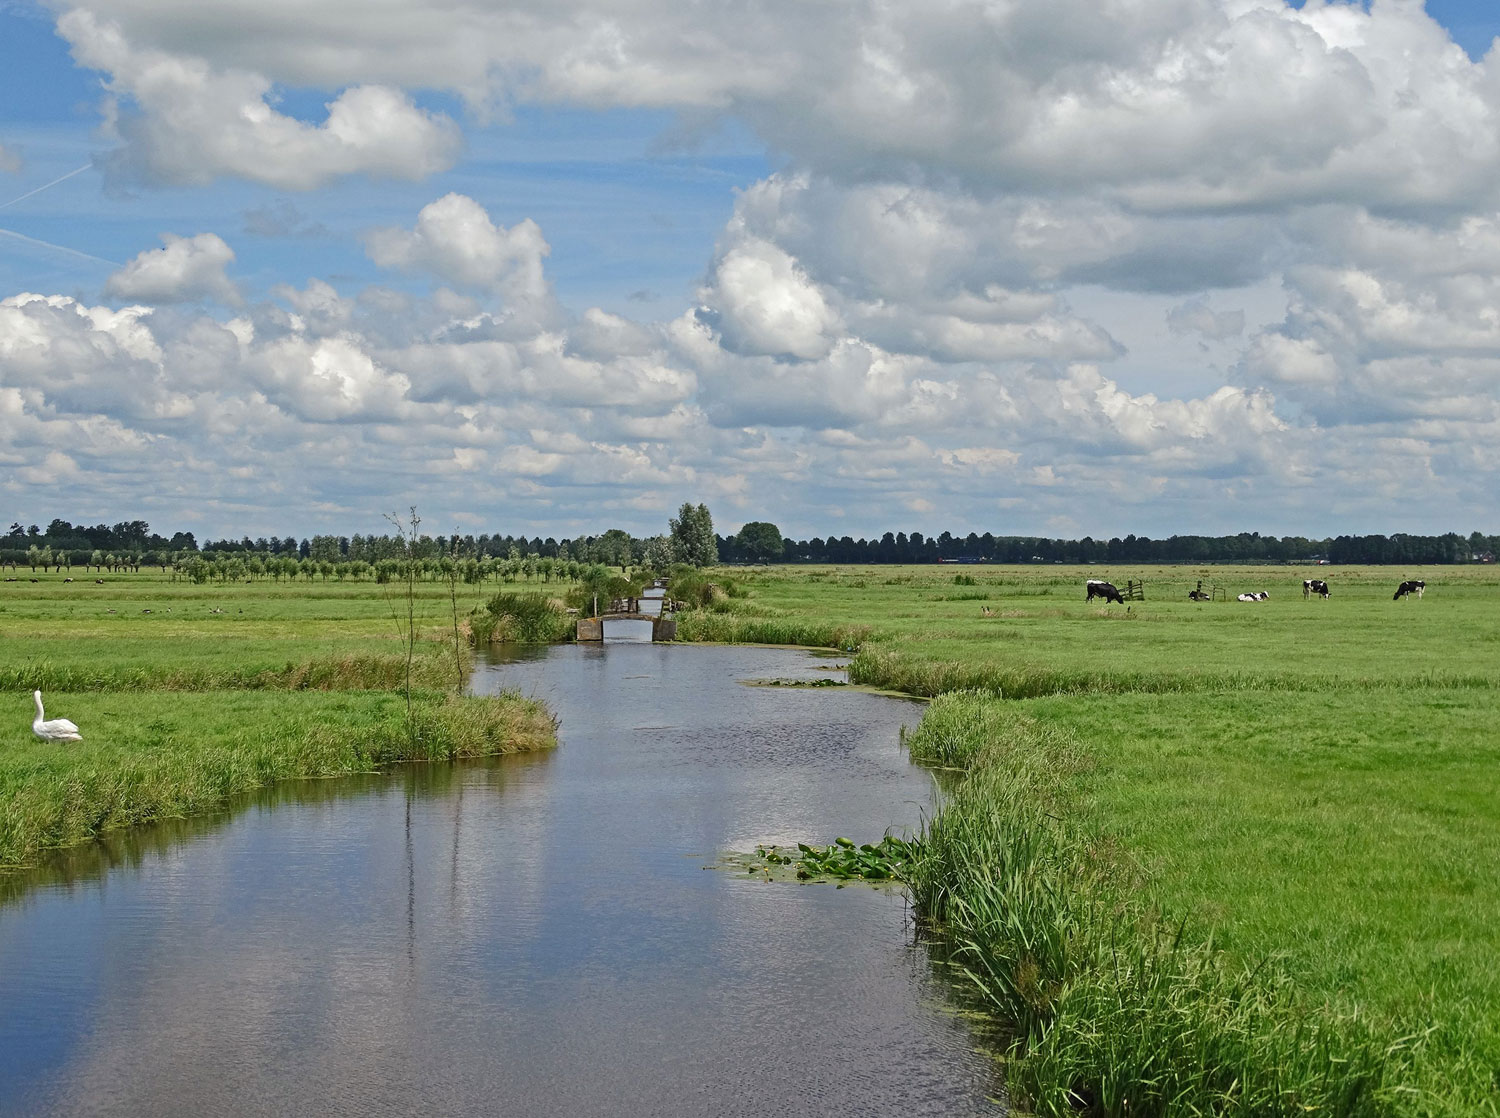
xmin=0 ymin=573 xmax=556 ymax=865
xmin=7 ymin=558 xmax=1499 ymax=1113
xmin=685 ymin=562 xmax=1500 ymax=1115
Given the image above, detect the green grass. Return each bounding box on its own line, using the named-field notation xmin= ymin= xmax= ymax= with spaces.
xmin=703 ymin=563 xmax=1500 ymax=690
xmin=1 ymin=689 xmax=555 ymax=868
xmin=1028 ymin=688 xmax=1500 ymax=1112
xmin=903 ymin=692 xmax=1467 ymax=1116
xmin=678 ymin=564 xmax=1500 ymax=1114
xmin=0 ymin=575 xmax=489 ymax=686
xmin=0 ymin=571 xmax=560 ymax=865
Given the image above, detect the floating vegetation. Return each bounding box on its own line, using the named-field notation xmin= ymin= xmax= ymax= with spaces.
xmin=750 ymin=676 xmax=848 ymax=688
xmin=728 ymin=836 xmax=914 ymax=884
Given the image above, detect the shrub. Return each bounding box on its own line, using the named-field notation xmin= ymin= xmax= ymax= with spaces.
xmin=471 ymin=593 xmax=571 ymax=644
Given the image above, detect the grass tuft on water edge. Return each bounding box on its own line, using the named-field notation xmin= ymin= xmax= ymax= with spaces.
xmin=673 ymin=610 xmax=871 ymax=650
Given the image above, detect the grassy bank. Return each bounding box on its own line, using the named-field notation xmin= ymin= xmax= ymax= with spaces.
xmin=905 ymin=690 xmax=1499 ymax=1115
xmin=2 ymin=572 xmax=561 ymax=867
xmin=677 ymin=564 xmax=1500 ymax=1114
xmin=2 ymin=689 xmax=554 ymax=866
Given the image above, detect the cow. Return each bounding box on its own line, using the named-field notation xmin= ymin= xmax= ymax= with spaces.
xmin=1303 ymin=579 xmax=1329 ymax=599
xmin=1237 ymin=591 xmax=1270 ymax=602
xmin=1086 ymin=579 xmax=1125 ymax=605
xmin=1393 ymin=580 xmax=1425 ymax=600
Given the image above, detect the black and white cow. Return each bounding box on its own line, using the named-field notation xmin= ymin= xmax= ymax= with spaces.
xmin=1393 ymin=580 xmax=1426 ymax=600
xmin=1086 ymin=579 xmax=1125 ymax=605
xmin=1237 ymin=591 xmax=1270 ymax=602
xmin=1303 ymin=579 xmax=1329 ymax=599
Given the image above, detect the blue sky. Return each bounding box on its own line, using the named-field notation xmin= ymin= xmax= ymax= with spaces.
xmin=2 ymin=0 xmax=1499 ymax=541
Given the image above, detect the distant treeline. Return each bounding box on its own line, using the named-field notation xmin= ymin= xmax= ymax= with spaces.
xmin=730 ymin=529 xmax=1498 ymax=566
xmin=4 ymin=517 xmax=1496 ymax=571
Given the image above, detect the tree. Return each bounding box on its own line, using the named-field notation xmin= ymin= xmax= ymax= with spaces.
xmin=736 ymin=521 xmax=784 ymax=564
xmin=669 ymin=503 xmax=718 ymax=567
xmin=597 ymin=528 xmax=634 ymax=570
xmin=642 ymin=535 xmax=674 ymax=572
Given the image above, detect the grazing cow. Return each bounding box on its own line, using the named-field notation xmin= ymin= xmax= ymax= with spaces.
xmin=1303 ymin=579 xmax=1329 ymax=599
xmin=1393 ymin=580 xmax=1426 ymax=600
xmin=1086 ymin=579 xmax=1125 ymax=605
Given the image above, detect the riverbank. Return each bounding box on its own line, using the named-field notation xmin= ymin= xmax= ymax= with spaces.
xmin=3 ymin=689 xmax=555 ymax=866
xmin=2 ymin=574 xmax=560 ymax=866
xmin=679 ymin=564 xmax=1500 ymax=1115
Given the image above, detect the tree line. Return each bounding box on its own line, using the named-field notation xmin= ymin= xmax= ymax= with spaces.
xmin=725 ymin=528 xmax=1498 ymax=565
xmin=6 ymin=514 xmax=1496 ymax=572
xmin=0 ymin=504 xmax=723 ymax=574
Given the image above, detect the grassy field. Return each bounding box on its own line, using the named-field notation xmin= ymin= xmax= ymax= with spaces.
xmin=682 ymin=563 xmax=1500 ymax=1116
xmin=0 ymin=572 xmax=557 ymax=866
xmin=8 ymin=560 xmax=1498 ymax=1111
xmin=700 ymin=563 xmax=1500 ymax=691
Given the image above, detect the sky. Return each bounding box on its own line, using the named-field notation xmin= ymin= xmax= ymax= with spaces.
xmin=1 ymin=0 xmax=1499 ymax=542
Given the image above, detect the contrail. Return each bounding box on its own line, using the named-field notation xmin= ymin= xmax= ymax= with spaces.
xmin=0 ymin=226 xmax=117 ymax=266
xmin=0 ymin=163 xmax=92 ymax=211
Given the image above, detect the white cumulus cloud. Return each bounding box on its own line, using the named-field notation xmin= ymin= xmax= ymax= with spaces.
xmin=59 ymin=9 xmax=460 ymax=190
xmin=105 ymin=232 xmax=240 ymax=304
xmin=364 ymin=193 xmax=554 ymax=319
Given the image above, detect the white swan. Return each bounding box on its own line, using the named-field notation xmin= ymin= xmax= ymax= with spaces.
xmin=32 ymin=690 xmax=82 ymax=742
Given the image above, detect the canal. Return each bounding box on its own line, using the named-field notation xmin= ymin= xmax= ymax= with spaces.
xmin=0 ymin=644 xmax=1001 ymax=1116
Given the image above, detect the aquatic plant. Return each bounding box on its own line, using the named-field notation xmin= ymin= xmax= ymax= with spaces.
xmin=747 ymin=836 xmax=913 ymax=882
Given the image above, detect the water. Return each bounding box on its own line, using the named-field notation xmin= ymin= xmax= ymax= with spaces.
xmin=601 ymin=616 xmax=655 ymax=641
xmin=0 ymin=645 xmax=1001 ymax=1116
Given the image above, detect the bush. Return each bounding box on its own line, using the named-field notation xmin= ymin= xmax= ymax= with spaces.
xmin=471 ymin=593 xmax=571 ymax=644
xmin=564 ymin=564 xmax=637 ymax=615
xmin=668 ymin=566 xmax=745 ymax=610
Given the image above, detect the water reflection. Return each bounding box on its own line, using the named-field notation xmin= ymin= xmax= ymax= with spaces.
xmin=0 ymin=645 xmax=1001 ymax=1116
xmin=601 ymin=616 xmax=655 ymax=641
xmin=0 ymin=758 xmax=553 ymax=913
